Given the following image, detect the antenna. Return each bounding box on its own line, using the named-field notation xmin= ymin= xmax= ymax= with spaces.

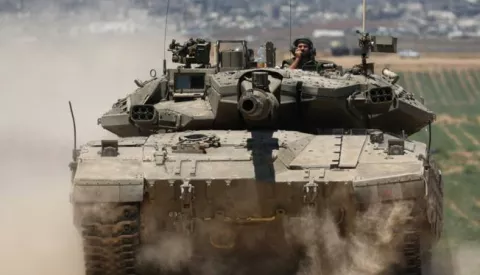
xmin=289 ymin=0 xmax=292 ymax=47
xmin=362 ymin=0 xmax=366 ymax=32
xmin=68 ymin=101 xmax=77 ymax=162
xmin=356 ymin=0 xmax=373 ymax=76
xmin=162 ymin=0 xmax=171 ymax=76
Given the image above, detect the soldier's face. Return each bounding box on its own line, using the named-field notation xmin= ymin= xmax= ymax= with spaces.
xmin=297 ymin=43 xmax=309 ymax=52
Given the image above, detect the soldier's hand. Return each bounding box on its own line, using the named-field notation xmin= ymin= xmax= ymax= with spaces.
xmin=295 ymin=49 xmax=303 ymax=58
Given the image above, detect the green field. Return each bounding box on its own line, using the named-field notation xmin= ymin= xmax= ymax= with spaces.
xmin=397 ymin=69 xmax=480 ymax=245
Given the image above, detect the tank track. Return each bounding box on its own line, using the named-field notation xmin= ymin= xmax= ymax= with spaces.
xmin=402 ymin=229 xmax=422 ymax=275
xmin=78 ymin=202 xmax=141 ymax=275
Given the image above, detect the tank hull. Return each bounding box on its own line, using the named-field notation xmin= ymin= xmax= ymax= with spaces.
xmin=71 ymin=130 xmax=443 ymax=275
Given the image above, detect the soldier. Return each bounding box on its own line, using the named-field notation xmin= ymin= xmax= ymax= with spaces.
xmin=282 ymin=38 xmax=317 ymax=69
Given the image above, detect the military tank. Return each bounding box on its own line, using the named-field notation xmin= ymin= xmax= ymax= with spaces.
xmin=68 ymin=31 xmax=443 ymax=275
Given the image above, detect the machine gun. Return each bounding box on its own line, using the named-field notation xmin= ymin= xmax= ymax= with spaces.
xmin=168 ymin=38 xmax=212 ymax=68
xmin=355 ymin=30 xmax=397 ymax=76
xmin=352 ymin=0 xmax=397 ymax=76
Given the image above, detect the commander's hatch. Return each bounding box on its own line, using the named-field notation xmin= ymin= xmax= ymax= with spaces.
xmin=167 ymin=67 xmax=216 ymax=100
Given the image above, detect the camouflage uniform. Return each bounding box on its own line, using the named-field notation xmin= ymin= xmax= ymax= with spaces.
xmin=281 ymin=57 xmax=317 ymax=69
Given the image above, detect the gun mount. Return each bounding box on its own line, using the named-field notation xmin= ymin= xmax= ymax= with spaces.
xmin=237 ymin=71 xmax=280 ymax=123
xmin=355 ymin=30 xmax=397 ymax=76
xmin=168 ymin=37 xmax=212 ymax=68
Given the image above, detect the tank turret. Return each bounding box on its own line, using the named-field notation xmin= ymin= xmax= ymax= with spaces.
xmin=97 ymin=34 xmax=433 ymax=137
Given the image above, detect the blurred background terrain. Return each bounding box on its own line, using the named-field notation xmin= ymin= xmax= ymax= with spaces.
xmin=0 ymin=0 xmax=479 ymax=274
xmin=3 ymin=0 xmax=480 ymax=50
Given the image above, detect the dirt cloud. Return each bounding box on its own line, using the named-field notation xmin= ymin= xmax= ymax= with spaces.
xmin=0 ymin=8 xmax=182 ymax=275
xmin=285 ymin=203 xmax=414 ymax=275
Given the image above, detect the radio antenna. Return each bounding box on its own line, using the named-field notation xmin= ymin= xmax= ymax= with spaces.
xmin=162 ymin=0 xmax=171 ymax=75
xmin=356 ymin=0 xmax=373 ymax=77
xmin=68 ymin=101 xmax=77 ymax=162
xmin=289 ymin=0 xmax=292 ymax=48
xmin=362 ymin=0 xmax=366 ymax=32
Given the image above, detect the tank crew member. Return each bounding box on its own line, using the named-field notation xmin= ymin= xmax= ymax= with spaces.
xmin=282 ymin=38 xmax=317 ymax=69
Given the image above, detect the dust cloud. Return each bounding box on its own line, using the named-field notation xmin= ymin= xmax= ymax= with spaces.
xmin=285 ymin=202 xmax=414 ymax=275
xmin=0 ymin=6 xmax=183 ymax=275
xmin=451 ymin=243 xmax=480 ymax=275
xmin=138 ymin=232 xmax=194 ymax=273
xmin=285 ymin=203 xmax=479 ymax=275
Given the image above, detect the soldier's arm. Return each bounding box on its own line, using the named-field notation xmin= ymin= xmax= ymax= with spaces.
xmin=281 ymin=59 xmax=292 ymax=68
xmin=289 ymin=57 xmax=301 ymax=69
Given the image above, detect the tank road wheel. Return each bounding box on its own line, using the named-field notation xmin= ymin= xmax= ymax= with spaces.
xmin=75 ymin=202 xmax=141 ymax=275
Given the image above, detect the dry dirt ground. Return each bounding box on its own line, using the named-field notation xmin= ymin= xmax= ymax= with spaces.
xmin=0 ymin=21 xmax=479 ymax=275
